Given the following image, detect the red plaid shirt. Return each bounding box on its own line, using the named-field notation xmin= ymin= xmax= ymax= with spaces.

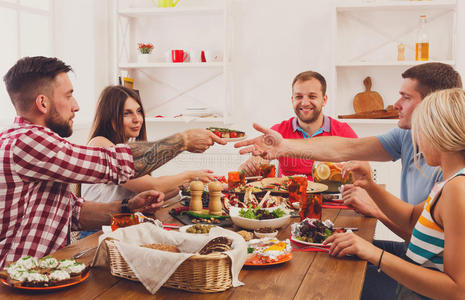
xmin=0 ymin=117 xmax=134 ymax=267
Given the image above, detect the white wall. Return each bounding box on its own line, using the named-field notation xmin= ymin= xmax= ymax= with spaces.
xmin=54 ymin=0 xmax=112 ymax=145
xmin=52 ymin=0 xmax=465 ymax=198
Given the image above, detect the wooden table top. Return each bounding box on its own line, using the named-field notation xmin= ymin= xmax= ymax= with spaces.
xmin=0 ymin=206 xmax=376 ymax=300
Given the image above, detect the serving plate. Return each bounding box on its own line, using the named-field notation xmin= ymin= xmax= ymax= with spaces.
xmin=248 ymin=178 xmax=328 ymax=194
xmin=244 ymin=252 xmax=292 ymax=266
xmin=179 ymin=224 xmax=217 ymax=235
xmin=1 ymin=271 xmax=89 ymax=291
xmin=290 ymin=235 xmax=330 ymax=247
xmin=221 ymin=135 xmax=247 ymax=143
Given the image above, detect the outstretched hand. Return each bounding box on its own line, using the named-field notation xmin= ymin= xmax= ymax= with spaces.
xmin=129 ymin=190 xmax=165 ymax=214
xmin=186 ymin=169 xmax=215 ymax=183
xmin=183 ymin=128 xmax=226 ymax=153
xmin=234 ymin=123 xmax=285 ymax=160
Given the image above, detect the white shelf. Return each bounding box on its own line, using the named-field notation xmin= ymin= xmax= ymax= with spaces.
xmin=336 ymin=60 xmax=455 ymax=67
xmin=337 ymin=118 xmax=399 ymax=125
xmin=145 ymin=117 xmax=226 ymax=123
xmin=118 ymin=7 xmax=224 ymax=17
xmin=336 ymin=0 xmax=456 ymax=12
xmin=119 ymin=62 xmax=224 ymax=69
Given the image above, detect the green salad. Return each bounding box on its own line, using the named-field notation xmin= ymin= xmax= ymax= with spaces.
xmin=238 ymin=206 xmax=285 ymax=220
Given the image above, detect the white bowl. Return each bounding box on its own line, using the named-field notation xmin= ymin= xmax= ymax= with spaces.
xmin=229 ymin=207 xmax=291 ymax=230
xmin=254 ymin=229 xmax=278 ymax=239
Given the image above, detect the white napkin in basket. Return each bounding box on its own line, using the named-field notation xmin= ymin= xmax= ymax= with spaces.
xmin=92 ymin=223 xmax=246 ymax=294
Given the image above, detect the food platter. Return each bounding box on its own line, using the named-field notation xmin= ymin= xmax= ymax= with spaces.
xmin=247 ymin=178 xmax=328 ymax=194
xmin=1 ymin=271 xmax=89 ymax=290
xmin=244 ymin=253 xmax=292 ymax=266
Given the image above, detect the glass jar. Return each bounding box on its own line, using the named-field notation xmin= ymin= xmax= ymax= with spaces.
xmin=312 ymin=162 xmax=352 ymax=192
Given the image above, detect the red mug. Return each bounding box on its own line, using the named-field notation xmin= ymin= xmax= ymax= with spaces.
xmin=171 ymin=50 xmax=187 ymax=63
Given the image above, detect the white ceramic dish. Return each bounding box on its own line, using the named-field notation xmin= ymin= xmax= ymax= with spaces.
xmin=222 ymin=135 xmax=247 ymax=143
xmin=254 ymin=229 xmax=278 ymax=239
xmin=179 ymin=224 xmax=216 ymax=235
xmin=229 ymin=206 xmax=291 ymax=230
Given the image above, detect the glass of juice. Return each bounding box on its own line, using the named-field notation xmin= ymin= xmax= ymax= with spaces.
xmin=287 ymin=176 xmax=308 ymax=204
xmin=228 ymin=171 xmax=245 ymax=190
xmin=299 ymin=194 xmax=322 ymax=220
xmin=259 ymin=163 xmax=276 ymax=178
xmin=111 ymin=213 xmax=140 ymax=231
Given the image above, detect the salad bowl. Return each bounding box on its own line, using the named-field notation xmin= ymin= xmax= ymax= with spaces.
xmin=229 ymin=206 xmax=291 ymax=230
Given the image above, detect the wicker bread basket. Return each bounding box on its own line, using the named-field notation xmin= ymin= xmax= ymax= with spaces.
xmin=105 ymin=239 xmax=232 ymax=293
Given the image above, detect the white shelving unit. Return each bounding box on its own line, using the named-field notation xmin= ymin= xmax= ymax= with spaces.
xmin=112 ymin=0 xmax=233 ymax=124
xmin=332 ymin=0 xmax=457 ymax=123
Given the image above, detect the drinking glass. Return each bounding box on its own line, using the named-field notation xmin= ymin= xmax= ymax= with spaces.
xmin=287 ymin=176 xmax=307 ymax=204
xmin=299 ymin=194 xmax=322 ymax=220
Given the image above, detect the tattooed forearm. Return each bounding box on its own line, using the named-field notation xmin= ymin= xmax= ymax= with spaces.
xmin=129 ymin=133 xmax=185 ymax=177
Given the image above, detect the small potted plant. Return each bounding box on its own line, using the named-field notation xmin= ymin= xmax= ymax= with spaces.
xmin=137 ymin=43 xmax=154 ymax=63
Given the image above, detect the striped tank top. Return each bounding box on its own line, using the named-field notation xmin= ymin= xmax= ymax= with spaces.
xmin=406 ymin=167 xmax=465 ymax=272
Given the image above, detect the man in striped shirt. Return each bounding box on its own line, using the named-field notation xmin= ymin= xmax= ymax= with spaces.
xmin=0 ymin=56 xmax=225 ymax=268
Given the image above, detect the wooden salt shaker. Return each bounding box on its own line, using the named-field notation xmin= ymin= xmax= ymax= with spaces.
xmin=189 ymin=180 xmax=204 ymax=213
xmin=208 ymin=180 xmax=223 ymax=215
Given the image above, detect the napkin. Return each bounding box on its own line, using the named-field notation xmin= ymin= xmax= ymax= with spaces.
xmin=92 ymin=223 xmax=246 ymax=294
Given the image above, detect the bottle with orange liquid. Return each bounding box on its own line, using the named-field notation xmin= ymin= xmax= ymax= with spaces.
xmin=415 ymin=15 xmax=429 ymax=61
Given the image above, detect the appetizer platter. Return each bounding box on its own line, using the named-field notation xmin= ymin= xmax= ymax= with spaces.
xmin=245 ymin=238 xmax=293 ymax=266
xmin=169 ymin=206 xmax=233 ymax=227
xmin=0 ymin=256 xmax=89 ymax=290
xmin=207 ymin=127 xmax=247 ymax=142
xmin=290 ymin=218 xmax=343 ymax=246
xmin=246 ymin=177 xmax=328 ymax=194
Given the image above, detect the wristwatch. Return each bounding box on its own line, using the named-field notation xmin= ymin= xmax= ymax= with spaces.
xmin=121 ymin=198 xmax=131 ymax=213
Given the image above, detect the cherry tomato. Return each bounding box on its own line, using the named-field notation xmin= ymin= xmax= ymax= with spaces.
xmin=230 ymin=131 xmax=238 ymax=138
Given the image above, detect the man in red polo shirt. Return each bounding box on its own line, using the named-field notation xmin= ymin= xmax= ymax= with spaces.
xmin=240 ymin=70 xmax=357 ymax=179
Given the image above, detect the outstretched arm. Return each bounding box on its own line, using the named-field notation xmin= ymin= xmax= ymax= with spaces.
xmin=129 ymin=128 xmax=225 ymax=178
xmin=235 ymin=123 xmax=393 ymax=162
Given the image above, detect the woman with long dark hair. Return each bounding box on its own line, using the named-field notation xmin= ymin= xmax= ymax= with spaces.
xmin=81 ymin=86 xmax=214 ymax=226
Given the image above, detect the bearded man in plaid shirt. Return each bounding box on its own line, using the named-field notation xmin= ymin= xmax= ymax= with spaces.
xmin=0 ymin=56 xmax=225 ymax=267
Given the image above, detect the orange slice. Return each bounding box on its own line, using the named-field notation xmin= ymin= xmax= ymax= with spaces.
xmin=315 ymin=164 xmax=330 ymax=180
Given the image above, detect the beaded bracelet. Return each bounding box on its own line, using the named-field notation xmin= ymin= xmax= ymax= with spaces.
xmin=377 ymin=249 xmax=385 ymax=272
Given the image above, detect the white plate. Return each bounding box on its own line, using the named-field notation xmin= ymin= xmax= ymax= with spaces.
xmin=229 ymin=206 xmax=291 ymax=230
xmin=248 ymin=178 xmax=328 ymax=194
xmin=290 ymin=235 xmax=329 ymax=247
xmin=179 ymin=224 xmax=216 ymax=235
xmin=221 ymin=135 xmax=247 ymax=143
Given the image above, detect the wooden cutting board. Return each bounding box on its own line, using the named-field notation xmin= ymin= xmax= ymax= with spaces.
xmin=338 ymin=107 xmax=399 ymax=119
xmin=353 ymin=77 xmax=384 ymax=113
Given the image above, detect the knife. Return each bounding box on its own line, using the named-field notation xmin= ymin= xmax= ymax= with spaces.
xmin=72 ymin=247 xmax=97 ymax=259
xmin=162 ymin=224 xmax=180 ymax=229
xmin=333 ymin=227 xmax=358 ymax=231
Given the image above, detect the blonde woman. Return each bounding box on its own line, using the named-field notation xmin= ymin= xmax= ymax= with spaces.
xmin=325 ymin=88 xmax=465 ymax=299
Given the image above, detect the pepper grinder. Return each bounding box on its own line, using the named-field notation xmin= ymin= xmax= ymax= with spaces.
xmin=208 ymin=180 xmax=223 ymax=215
xmin=189 ymin=180 xmax=204 ymax=213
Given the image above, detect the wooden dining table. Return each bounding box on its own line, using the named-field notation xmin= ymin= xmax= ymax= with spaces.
xmin=0 ymin=205 xmax=376 ymax=300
